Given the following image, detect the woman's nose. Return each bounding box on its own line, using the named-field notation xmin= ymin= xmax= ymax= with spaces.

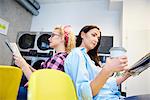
xmin=48 ymin=37 xmax=51 ymax=41
xmin=94 ymin=37 xmax=98 ymax=43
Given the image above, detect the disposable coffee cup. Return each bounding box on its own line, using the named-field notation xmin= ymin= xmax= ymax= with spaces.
xmin=109 ymin=47 xmax=127 ymax=58
xmin=109 ymin=47 xmax=127 ymax=77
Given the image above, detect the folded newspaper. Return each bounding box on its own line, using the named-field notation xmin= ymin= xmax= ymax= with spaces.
xmin=128 ymin=52 xmax=150 ymax=76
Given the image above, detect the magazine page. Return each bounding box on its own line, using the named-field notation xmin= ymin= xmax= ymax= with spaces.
xmin=128 ymin=52 xmax=150 ymax=76
xmin=5 ymin=39 xmax=22 ymax=57
xmin=9 ymin=43 xmax=22 ymax=57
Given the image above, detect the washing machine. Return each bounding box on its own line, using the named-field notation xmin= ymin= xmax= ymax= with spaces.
xmin=34 ymin=32 xmax=55 ymax=58
xmin=17 ymin=32 xmax=37 ymax=51
xmin=23 ymin=56 xmax=50 ymax=69
xmin=17 ymin=31 xmax=38 ymax=57
xmin=35 ymin=32 xmax=55 ymax=56
xmin=36 ymin=32 xmax=51 ymax=51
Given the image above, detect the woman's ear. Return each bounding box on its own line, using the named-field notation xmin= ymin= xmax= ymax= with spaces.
xmin=61 ymin=35 xmax=65 ymax=42
xmin=81 ymin=32 xmax=85 ymax=39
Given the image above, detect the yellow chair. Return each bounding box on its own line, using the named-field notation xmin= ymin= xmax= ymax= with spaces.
xmin=0 ymin=65 xmax=22 ymax=100
xmin=28 ymin=69 xmax=77 ymax=100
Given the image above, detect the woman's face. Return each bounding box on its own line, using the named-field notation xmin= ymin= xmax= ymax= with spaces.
xmin=48 ymin=29 xmax=63 ymax=49
xmin=81 ymin=28 xmax=100 ymax=51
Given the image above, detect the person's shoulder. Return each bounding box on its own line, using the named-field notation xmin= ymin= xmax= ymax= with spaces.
xmin=65 ymin=48 xmax=80 ymax=59
xmin=69 ymin=47 xmax=83 ymax=55
xmin=71 ymin=47 xmax=85 ymax=52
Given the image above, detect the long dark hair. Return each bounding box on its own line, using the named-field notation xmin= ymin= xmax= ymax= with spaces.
xmin=88 ymin=39 xmax=101 ymax=67
xmin=76 ymin=25 xmax=101 ymax=67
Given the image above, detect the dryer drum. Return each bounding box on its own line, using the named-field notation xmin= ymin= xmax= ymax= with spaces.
xmin=19 ymin=34 xmax=36 ymax=49
xmin=37 ymin=34 xmax=51 ymax=50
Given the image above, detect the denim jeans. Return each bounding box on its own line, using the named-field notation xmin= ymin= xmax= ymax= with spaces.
xmin=17 ymin=86 xmax=27 ymax=100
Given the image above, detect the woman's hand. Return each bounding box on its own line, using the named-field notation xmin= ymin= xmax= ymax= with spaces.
xmin=123 ymin=70 xmax=132 ymax=78
xmin=13 ymin=53 xmax=27 ymax=68
xmin=104 ymin=56 xmax=128 ymax=73
xmin=116 ymin=69 xmax=132 ymax=85
xmin=24 ymin=82 xmax=28 ymax=87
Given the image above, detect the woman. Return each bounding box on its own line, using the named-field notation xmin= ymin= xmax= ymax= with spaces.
xmin=13 ymin=25 xmax=75 ymax=100
xmin=13 ymin=25 xmax=75 ymax=80
xmin=64 ymin=25 xmax=130 ymax=100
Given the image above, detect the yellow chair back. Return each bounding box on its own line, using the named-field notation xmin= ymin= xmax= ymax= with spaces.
xmin=0 ymin=65 xmax=22 ymax=100
xmin=28 ymin=69 xmax=77 ymax=100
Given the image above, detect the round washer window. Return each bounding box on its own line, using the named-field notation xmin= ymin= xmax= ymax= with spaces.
xmin=37 ymin=34 xmax=51 ymax=50
xmin=19 ymin=34 xmax=36 ymax=49
xmin=32 ymin=60 xmax=45 ymax=69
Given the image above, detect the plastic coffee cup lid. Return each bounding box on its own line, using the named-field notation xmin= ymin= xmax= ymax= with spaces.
xmin=109 ymin=47 xmax=127 ymax=52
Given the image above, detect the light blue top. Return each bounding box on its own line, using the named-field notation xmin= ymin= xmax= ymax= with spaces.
xmin=64 ymin=48 xmax=122 ymax=100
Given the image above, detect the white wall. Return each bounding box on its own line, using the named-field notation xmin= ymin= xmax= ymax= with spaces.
xmin=122 ymin=0 xmax=150 ymax=96
xmin=31 ymin=0 xmax=122 ymax=46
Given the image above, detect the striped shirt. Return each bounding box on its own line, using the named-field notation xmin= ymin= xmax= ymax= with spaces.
xmin=41 ymin=52 xmax=68 ymax=72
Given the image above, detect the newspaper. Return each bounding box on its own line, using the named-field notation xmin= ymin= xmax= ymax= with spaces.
xmin=128 ymin=52 xmax=150 ymax=76
xmin=5 ymin=39 xmax=22 ymax=57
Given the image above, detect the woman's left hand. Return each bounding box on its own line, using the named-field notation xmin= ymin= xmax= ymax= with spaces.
xmin=116 ymin=68 xmax=132 ymax=85
xmin=123 ymin=69 xmax=132 ymax=78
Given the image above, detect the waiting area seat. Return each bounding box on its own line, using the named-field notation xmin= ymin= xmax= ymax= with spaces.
xmin=0 ymin=65 xmax=22 ymax=100
xmin=28 ymin=69 xmax=77 ymax=100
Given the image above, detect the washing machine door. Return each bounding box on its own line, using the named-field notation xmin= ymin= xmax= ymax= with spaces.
xmin=18 ymin=34 xmax=36 ymax=49
xmin=37 ymin=33 xmax=52 ymax=51
xmin=32 ymin=60 xmax=45 ymax=70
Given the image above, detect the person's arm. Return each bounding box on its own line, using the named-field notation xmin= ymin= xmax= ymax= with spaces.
xmin=13 ymin=54 xmax=32 ymax=80
xmin=90 ymin=66 xmax=112 ymax=96
xmin=64 ymin=49 xmax=93 ymax=99
xmin=90 ymin=56 xmax=128 ymax=96
xmin=28 ymin=66 xmax=36 ymax=72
